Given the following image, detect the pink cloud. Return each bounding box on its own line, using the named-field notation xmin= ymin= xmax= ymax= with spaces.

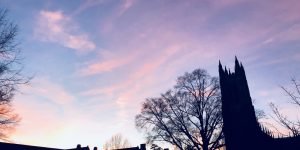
xmin=35 ymin=10 xmax=95 ymax=53
xmin=10 ymin=77 xmax=117 ymax=148
xmin=99 ymin=0 xmax=136 ymax=34
xmin=264 ymin=23 xmax=300 ymax=45
xmin=79 ymin=54 xmax=135 ymax=76
xmin=22 ymin=77 xmax=75 ymax=106
xmin=11 ymin=99 xmax=65 ymax=145
xmin=72 ymin=0 xmax=106 ymax=15
xmin=81 ymin=44 xmax=186 ymax=123
xmin=210 ymin=0 xmax=246 ymax=9
xmin=11 ymin=97 xmax=107 ymax=148
xmin=10 ymin=77 xmax=75 ymax=146
xmin=118 ymin=0 xmax=136 ymax=16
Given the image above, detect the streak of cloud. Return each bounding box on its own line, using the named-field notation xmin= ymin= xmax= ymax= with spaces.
xmin=35 ymin=10 xmax=96 ymax=53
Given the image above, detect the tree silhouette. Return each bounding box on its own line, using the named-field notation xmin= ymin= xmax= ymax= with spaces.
xmin=135 ymin=69 xmax=224 ymax=150
xmin=103 ymin=133 xmax=131 ymax=150
xmin=270 ymin=78 xmax=300 ymax=136
xmin=0 ymin=9 xmax=29 ymax=140
xmin=150 ymin=144 xmax=163 ymax=150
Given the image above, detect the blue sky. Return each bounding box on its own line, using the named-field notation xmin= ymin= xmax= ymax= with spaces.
xmin=1 ymin=0 xmax=300 ymax=149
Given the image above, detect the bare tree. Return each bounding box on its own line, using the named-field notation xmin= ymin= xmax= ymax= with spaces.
xmin=0 ymin=9 xmax=29 ymax=140
xmin=150 ymin=144 xmax=163 ymax=150
xmin=270 ymin=78 xmax=300 ymax=136
xmin=135 ymin=69 xmax=224 ymax=150
xmin=103 ymin=133 xmax=131 ymax=150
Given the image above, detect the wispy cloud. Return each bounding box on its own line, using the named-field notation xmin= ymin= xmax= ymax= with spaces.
xmin=11 ymin=77 xmax=111 ymax=148
xmin=118 ymin=0 xmax=136 ymax=16
xmin=79 ymin=43 xmax=187 ymax=127
xmin=79 ymin=51 xmax=137 ymax=76
xmin=11 ymin=77 xmax=75 ymax=146
xmin=35 ymin=10 xmax=96 ymax=53
xmin=21 ymin=77 xmax=75 ymax=106
xmin=73 ymin=0 xmax=106 ymax=15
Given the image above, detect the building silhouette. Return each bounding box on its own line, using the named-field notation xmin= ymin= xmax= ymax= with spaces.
xmin=0 ymin=142 xmax=90 ymax=150
xmin=219 ymin=57 xmax=300 ymax=150
xmin=0 ymin=142 xmax=146 ymax=150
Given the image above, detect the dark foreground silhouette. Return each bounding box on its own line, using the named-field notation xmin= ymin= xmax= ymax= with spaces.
xmin=219 ymin=58 xmax=300 ymax=150
xmin=0 ymin=142 xmax=145 ymax=150
xmin=0 ymin=142 xmax=90 ymax=150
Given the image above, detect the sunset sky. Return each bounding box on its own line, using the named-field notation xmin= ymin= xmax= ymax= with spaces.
xmin=1 ymin=0 xmax=300 ymax=149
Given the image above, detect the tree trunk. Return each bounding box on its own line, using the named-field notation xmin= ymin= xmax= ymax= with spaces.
xmin=202 ymin=141 xmax=209 ymax=150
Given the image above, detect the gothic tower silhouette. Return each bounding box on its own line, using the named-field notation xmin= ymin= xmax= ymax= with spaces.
xmin=219 ymin=57 xmax=300 ymax=150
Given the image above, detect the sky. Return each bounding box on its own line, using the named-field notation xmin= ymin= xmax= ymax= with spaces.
xmin=1 ymin=0 xmax=300 ymax=149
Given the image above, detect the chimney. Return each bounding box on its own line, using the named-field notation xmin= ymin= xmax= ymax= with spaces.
xmin=140 ymin=144 xmax=146 ymax=150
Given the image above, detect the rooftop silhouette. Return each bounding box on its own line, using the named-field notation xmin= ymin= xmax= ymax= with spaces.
xmin=0 ymin=142 xmax=146 ymax=150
